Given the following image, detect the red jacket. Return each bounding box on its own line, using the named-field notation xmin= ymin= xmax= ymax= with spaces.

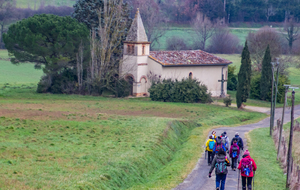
xmin=229 ymin=143 xmax=240 ymax=158
xmin=238 ymin=155 xmax=257 ymax=177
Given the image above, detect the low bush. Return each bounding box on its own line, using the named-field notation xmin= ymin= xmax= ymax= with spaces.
xmin=223 ymin=96 xmax=232 ymax=107
xmin=149 ymin=78 xmax=212 ymax=103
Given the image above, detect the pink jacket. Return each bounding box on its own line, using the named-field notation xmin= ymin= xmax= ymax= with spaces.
xmin=229 ymin=143 xmax=240 ymax=158
xmin=238 ymin=155 xmax=257 ymax=177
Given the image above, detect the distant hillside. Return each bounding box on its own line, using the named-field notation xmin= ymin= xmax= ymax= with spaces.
xmin=16 ymin=0 xmax=76 ymax=8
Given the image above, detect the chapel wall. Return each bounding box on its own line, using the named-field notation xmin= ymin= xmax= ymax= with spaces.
xmin=160 ymin=66 xmax=228 ymax=97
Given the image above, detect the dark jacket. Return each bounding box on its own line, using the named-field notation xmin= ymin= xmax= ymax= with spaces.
xmin=209 ymin=153 xmax=231 ymax=175
xmin=231 ymin=135 xmax=244 ymax=150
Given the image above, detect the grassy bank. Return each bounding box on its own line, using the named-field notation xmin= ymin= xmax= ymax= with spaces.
xmin=246 ymin=128 xmax=287 ymax=190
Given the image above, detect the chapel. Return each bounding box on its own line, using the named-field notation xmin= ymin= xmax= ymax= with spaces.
xmin=120 ymin=9 xmax=232 ymax=97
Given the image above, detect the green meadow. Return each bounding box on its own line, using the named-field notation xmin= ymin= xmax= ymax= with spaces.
xmin=15 ymin=0 xmax=76 ymax=8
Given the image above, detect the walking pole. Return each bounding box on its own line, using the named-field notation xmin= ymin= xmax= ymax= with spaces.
xmin=237 ymin=170 xmax=240 ymax=190
xmin=253 ymin=172 xmax=255 ymax=190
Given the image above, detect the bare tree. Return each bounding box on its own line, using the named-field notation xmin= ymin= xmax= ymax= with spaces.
xmin=166 ymin=36 xmax=188 ymax=50
xmin=247 ymin=26 xmax=282 ymax=71
xmin=284 ymin=17 xmax=299 ymax=53
xmin=265 ymin=5 xmax=276 ymax=22
xmin=0 ymin=0 xmax=16 ymax=49
xmin=193 ymin=13 xmax=215 ymax=51
xmin=89 ymin=0 xmax=131 ymax=93
xmin=208 ymin=27 xmax=241 ymax=54
xmin=127 ymin=0 xmax=168 ymax=49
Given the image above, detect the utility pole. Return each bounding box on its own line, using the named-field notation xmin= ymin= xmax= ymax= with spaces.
xmin=270 ymin=64 xmax=275 ymax=135
xmin=270 ymin=60 xmax=279 ymax=135
xmin=286 ymin=87 xmax=298 ymax=188
xmin=277 ymin=85 xmax=290 ymax=160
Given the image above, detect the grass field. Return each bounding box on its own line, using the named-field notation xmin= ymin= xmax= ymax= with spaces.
xmin=247 ymin=128 xmax=287 ymax=190
xmin=15 ymin=0 xmax=76 ymax=8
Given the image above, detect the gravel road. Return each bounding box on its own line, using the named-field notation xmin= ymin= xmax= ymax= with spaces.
xmin=174 ymin=105 xmax=300 ymax=190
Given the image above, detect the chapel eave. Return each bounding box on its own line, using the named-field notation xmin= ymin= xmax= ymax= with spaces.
xmin=148 ymin=55 xmax=232 ymax=67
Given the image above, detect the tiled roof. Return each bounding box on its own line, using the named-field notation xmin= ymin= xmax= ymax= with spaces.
xmin=149 ymin=50 xmax=232 ymax=66
xmin=126 ymin=9 xmax=148 ymax=42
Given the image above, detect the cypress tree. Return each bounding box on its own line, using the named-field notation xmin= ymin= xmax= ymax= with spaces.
xmin=260 ymin=45 xmax=272 ymax=100
xmin=236 ymin=41 xmax=252 ymax=108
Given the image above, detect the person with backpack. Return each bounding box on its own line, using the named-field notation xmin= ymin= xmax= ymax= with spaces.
xmin=213 ymin=136 xmax=227 ymax=154
xmin=238 ymin=150 xmax=257 ymax=190
xmin=205 ymin=135 xmax=216 ymax=165
xmin=211 ymin=131 xmax=217 ymax=140
xmin=208 ymin=148 xmax=231 ymax=190
xmin=221 ymin=132 xmax=230 ymax=151
xmin=231 ymin=132 xmax=244 ymax=161
xmin=229 ymin=140 xmax=240 ymax=171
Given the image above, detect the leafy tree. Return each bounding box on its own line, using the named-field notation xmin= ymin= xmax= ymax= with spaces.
xmin=236 ymin=41 xmax=251 ymax=108
xmin=3 ymin=14 xmax=89 ymax=80
xmin=260 ymin=45 xmax=272 ymax=100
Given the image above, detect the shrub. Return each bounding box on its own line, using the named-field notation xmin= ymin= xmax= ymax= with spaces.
xmin=208 ymin=27 xmax=241 ymax=54
xmin=250 ymin=73 xmax=290 ymax=103
xmin=223 ymin=96 xmax=232 ymax=107
xmin=166 ymin=36 xmax=189 ymax=51
xmin=148 ymin=78 xmax=212 ymax=103
xmin=227 ymin=65 xmax=238 ymax=90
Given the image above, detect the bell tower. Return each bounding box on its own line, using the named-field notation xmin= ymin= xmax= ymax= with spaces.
xmin=121 ymin=9 xmax=151 ymax=96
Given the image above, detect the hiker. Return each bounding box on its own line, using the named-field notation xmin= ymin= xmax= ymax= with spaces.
xmin=231 ymin=132 xmax=244 ymax=160
xmin=238 ymin=150 xmax=257 ymax=190
xmin=229 ymin=140 xmax=240 ymax=171
xmin=205 ymin=135 xmax=216 ymax=165
xmin=213 ymin=136 xmax=227 ymax=154
xmin=208 ymin=148 xmax=231 ymax=190
xmin=221 ymin=131 xmax=230 ymax=151
xmin=211 ymin=131 xmax=217 ymax=140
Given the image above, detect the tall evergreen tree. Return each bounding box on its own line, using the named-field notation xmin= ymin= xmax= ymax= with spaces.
xmin=236 ymin=41 xmax=252 ymax=108
xmin=260 ymin=45 xmax=272 ymax=100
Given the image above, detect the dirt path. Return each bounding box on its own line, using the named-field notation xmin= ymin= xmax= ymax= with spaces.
xmin=213 ymin=102 xmax=270 ymax=113
xmin=174 ymin=105 xmax=300 ymax=190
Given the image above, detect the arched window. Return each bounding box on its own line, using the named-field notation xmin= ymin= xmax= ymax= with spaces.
xmin=142 ymin=45 xmax=145 ymax=55
xmin=189 ymin=72 xmax=193 ymax=79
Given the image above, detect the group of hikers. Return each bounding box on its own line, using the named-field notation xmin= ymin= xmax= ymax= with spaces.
xmin=205 ymin=131 xmax=257 ymax=190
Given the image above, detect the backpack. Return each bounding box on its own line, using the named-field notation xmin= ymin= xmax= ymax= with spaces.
xmin=208 ymin=140 xmax=215 ymax=150
xmin=241 ymin=158 xmax=253 ymax=176
xmin=215 ymin=158 xmax=227 ymax=174
xmin=232 ymin=146 xmax=238 ymax=158
xmin=222 ymin=136 xmax=228 ymax=147
xmin=215 ymin=144 xmax=223 ymax=153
